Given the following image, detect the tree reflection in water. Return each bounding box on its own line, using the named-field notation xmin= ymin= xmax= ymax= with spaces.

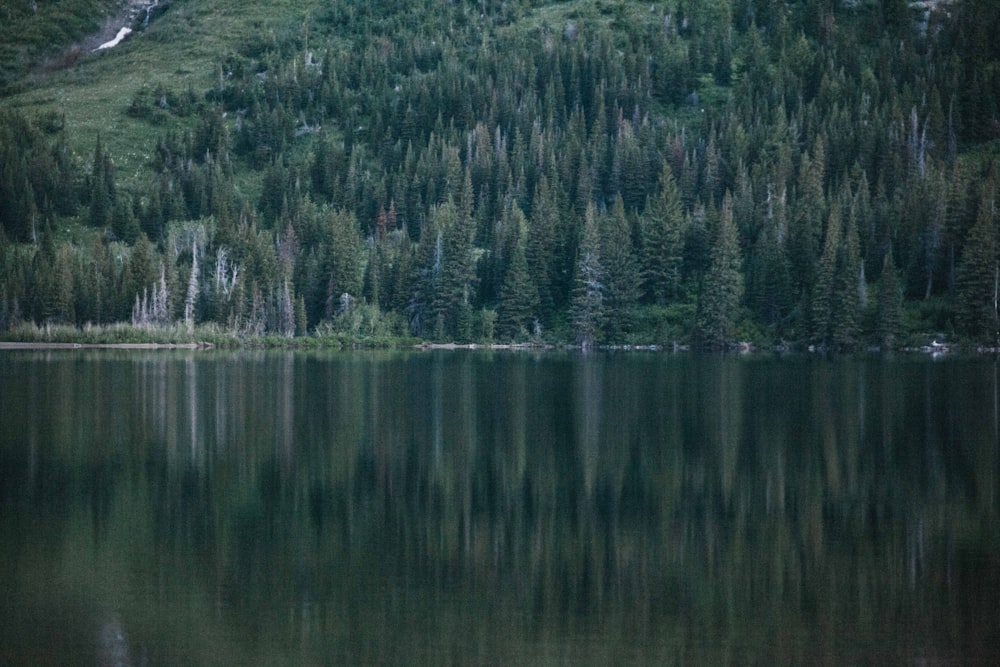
xmin=0 ymin=351 xmax=998 ymax=664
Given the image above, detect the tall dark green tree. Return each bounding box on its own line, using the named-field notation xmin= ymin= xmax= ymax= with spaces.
xmin=790 ymin=138 xmax=826 ymax=317
xmin=746 ymin=215 xmax=792 ymax=331
xmin=527 ymin=174 xmax=560 ymax=321
xmin=571 ymin=203 xmax=605 ymax=347
xmin=601 ymin=195 xmax=641 ymax=341
xmin=497 ymin=202 xmax=539 ymax=339
xmin=639 ymin=162 xmax=686 ymax=305
xmin=696 ymin=193 xmax=743 ymax=347
xmin=321 ymin=207 xmax=364 ymax=318
xmin=831 ymin=200 xmax=862 ymax=350
xmin=955 ymin=194 xmax=998 ymax=342
xmin=876 ymin=247 xmax=903 ymax=349
xmin=811 ymin=206 xmax=841 ymax=346
xmin=88 ymin=134 xmax=115 ymax=228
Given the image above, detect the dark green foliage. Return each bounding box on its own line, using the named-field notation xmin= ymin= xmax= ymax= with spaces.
xmin=570 ymin=204 xmax=605 ymax=347
xmin=0 ymin=0 xmax=119 ymax=95
xmin=89 ymin=134 xmax=115 ymax=228
xmin=407 ymin=198 xmax=475 ymax=339
xmin=832 ymin=199 xmax=862 ymax=349
xmin=696 ymin=194 xmax=743 ymax=347
xmin=955 ymin=193 xmax=999 ymax=342
xmin=2 ymin=0 xmax=1000 ymax=345
xmin=639 ymin=163 xmax=686 ymax=305
xmin=600 ymin=195 xmax=640 ymax=341
xmin=877 ymin=247 xmax=903 ymax=349
xmin=497 ymin=203 xmax=538 ymax=339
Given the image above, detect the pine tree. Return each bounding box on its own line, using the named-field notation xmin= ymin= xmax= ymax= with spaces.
xmin=437 ymin=197 xmax=476 ymax=336
xmin=811 ymin=206 xmax=841 ymax=346
xmin=322 ymin=207 xmax=364 ymax=317
xmin=746 ymin=216 xmax=792 ymax=330
xmin=832 ymin=200 xmax=862 ymax=350
xmin=696 ymin=193 xmax=743 ymax=347
xmin=88 ymin=134 xmax=115 ymax=228
xmin=601 ymin=195 xmax=641 ymax=341
xmin=876 ymin=247 xmax=903 ymax=349
xmin=790 ymin=138 xmax=826 ymax=318
xmin=527 ymin=174 xmax=559 ymax=320
xmin=497 ymin=202 xmax=539 ymax=339
xmin=955 ymin=194 xmax=998 ymax=342
xmin=184 ymin=240 xmax=200 ymax=330
xmin=295 ymin=294 xmax=308 ymax=336
xmin=122 ymin=234 xmax=158 ymax=321
xmin=640 ymin=162 xmax=686 ymax=305
xmin=571 ymin=203 xmax=605 ymax=347
xmin=407 ymin=199 xmax=474 ymax=339
xmin=363 ymin=243 xmax=383 ymax=309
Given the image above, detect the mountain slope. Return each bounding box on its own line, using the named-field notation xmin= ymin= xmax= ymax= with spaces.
xmin=1 ymin=0 xmax=999 ymax=348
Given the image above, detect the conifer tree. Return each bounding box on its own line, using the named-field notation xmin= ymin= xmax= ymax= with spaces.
xmin=363 ymin=243 xmax=383 ymax=309
xmin=571 ymin=203 xmax=605 ymax=347
xmin=527 ymin=174 xmax=559 ymax=320
xmin=122 ymin=233 xmax=158 ymax=321
xmin=955 ymin=194 xmax=998 ymax=342
xmin=497 ymin=202 xmax=539 ymax=339
xmin=811 ymin=206 xmax=841 ymax=346
xmin=601 ymin=195 xmax=641 ymax=341
xmin=696 ymin=193 xmax=743 ymax=347
xmin=88 ymin=134 xmax=115 ymax=228
xmin=640 ymin=162 xmax=686 ymax=305
xmin=322 ymin=207 xmax=364 ymax=317
xmin=790 ymin=137 xmax=826 ymax=316
xmin=876 ymin=247 xmax=903 ymax=349
xmin=184 ymin=241 xmax=200 ymax=330
xmin=746 ymin=216 xmax=791 ymax=330
xmin=832 ymin=201 xmax=862 ymax=349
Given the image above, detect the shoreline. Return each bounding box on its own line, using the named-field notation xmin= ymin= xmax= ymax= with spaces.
xmin=0 ymin=338 xmax=996 ymax=355
xmin=0 ymin=342 xmax=211 ymax=350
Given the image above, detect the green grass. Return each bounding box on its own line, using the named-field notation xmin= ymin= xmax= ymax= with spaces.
xmin=0 ymin=0 xmax=702 ymax=195
xmin=0 ymin=320 xmax=421 ymax=349
xmin=1 ymin=0 xmax=329 ymax=188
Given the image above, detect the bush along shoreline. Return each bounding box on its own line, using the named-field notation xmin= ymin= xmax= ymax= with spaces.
xmin=0 ymin=318 xmax=993 ymax=356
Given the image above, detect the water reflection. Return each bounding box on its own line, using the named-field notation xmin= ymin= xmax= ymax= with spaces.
xmin=0 ymin=351 xmax=998 ymax=664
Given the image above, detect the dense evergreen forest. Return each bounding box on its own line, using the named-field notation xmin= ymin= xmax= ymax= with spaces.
xmin=1 ymin=0 xmax=999 ymax=348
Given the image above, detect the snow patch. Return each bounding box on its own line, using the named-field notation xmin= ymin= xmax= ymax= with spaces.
xmin=94 ymin=27 xmax=132 ymax=52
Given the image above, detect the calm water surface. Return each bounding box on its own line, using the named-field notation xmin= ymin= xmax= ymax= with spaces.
xmin=1 ymin=350 xmax=998 ymax=665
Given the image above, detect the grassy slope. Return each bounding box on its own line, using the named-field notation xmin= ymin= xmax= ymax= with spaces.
xmin=0 ymin=1 xmax=683 ymax=191
xmin=1 ymin=0 xmax=328 ymax=187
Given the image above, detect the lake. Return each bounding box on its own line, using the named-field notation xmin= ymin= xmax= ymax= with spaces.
xmin=1 ymin=350 xmax=998 ymax=665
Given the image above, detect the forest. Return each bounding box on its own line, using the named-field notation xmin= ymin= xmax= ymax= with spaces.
xmin=1 ymin=0 xmax=999 ymax=348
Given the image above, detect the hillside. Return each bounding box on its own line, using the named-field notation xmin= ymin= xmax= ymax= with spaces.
xmin=1 ymin=0 xmax=999 ymax=348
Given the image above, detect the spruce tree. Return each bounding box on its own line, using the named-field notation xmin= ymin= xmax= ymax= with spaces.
xmin=832 ymin=200 xmax=862 ymax=350
xmin=955 ymin=194 xmax=998 ymax=343
xmin=811 ymin=206 xmax=841 ymax=346
xmin=696 ymin=193 xmax=743 ymax=348
xmin=601 ymin=195 xmax=641 ymax=341
xmin=746 ymin=217 xmax=791 ymax=330
xmin=876 ymin=247 xmax=903 ymax=349
xmin=497 ymin=203 xmax=539 ymax=339
xmin=790 ymin=138 xmax=826 ymax=319
xmin=527 ymin=175 xmax=559 ymax=321
xmin=571 ymin=203 xmax=605 ymax=347
xmin=640 ymin=162 xmax=685 ymax=305
xmin=323 ymin=207 xmax=364 ymax=317
xmin=88 ymin=134 xmax=114 ymax=228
